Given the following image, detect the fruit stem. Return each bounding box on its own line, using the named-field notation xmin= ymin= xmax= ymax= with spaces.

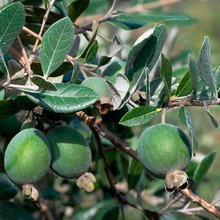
xmin=180 ymin=188 xmax=220 ymax=219
xmin=161 ymin=108 xmax=166 ymax=124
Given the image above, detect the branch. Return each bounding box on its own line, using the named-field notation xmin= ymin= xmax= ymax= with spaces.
xmin=76 ymin=111 xmax=138 ymax=161
xmin=180 ymin=188 xmax=220 ymax=219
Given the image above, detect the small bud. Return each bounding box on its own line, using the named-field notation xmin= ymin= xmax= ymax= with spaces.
xmin=76 ymin=172 xmax=96 ymax=192
xmin=22 ymin=184 xmax=39 ymax=202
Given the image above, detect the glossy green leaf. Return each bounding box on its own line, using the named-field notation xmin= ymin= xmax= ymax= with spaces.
xmin=98 ymin=37 xmax=122 ymax=67
xmin=203 ymin=101 xmax=218 ymax=128
xmin=68 ymin=0 xmax=90 ymax=22
xmin=0 ymin=201 xmax=35 ymax=220
xmin=0 ymin=49 xmax=9 ymax=75
xmin=127 ymin=158 xmax=143 ymax=189
xmin=175 ymin=70 xmax=193 ymax=97
xmin=102 ymin=206 xmax=119 ymax=220
xmin=23 ymin=83 xmax=99 ymax=113
xmin=188 ymin=54 xmax=199 ymax=96
xmin=0 ymin=173 xmax=18 ymax=200
xmin=197 ymin=36 xmax=217 ymax=94
xmin=178 ymin=106 xmax=198 ymax=156
xmin=40 ymin=17 xmax=74 ymax=77
xmin=0 ymin=95 xmax=36 ymax=119
xmin=125 ymin=24 xmax=168 ymax=92
xmin=119 ymin=105 xmax=161 ymax=127
xmin=85 ymin=40 xmax=98 ymax=62
xmin=31 ymin=75 xmax=57 ymax=91
xmin=106 ymin=12 xmax=188 ymax=30
xmin=0 ymin=2 xmax=25 ymax=54
xmin=160 ymin=53 xmax=172 ymax=99
xmin=193 ymin=152 xmax=216 ymax=186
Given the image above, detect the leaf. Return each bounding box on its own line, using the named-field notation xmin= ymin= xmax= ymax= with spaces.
xmin=106 ymin=12 xmax=188 ymax=30
xmin=175 ymin=70 xmax=193 ymax=97
xmin=0 ymin=95 xmax=36 ymax=119
xmin=102 ymin=206 xmax=119 ymax=220
xmin=203 ymin=101 xmax=218 ymax=128
xmin=85 ymin=40 xmax=98 ymax=63
xmin=0 ymin=201 xmax=35 ymax=220
xmin=113 ymin=74 xmax=130 ymax=100
xmin=22 ymin=83 xmax=99 ymax=113
xmin=31 ymin=62 xmax=73 ymax=78
xmin=40 ymin=17 xmax=74 ymax=77
xmin=68 ymin=0 xmax=90 ymax=22
xmin=98 ymin=36 xmax=122 ymax=67
xmin=31 ymin=75 xmax=57 ymax=91
xmin=80 ymin=20 xmax=98 ymax=58
xmin=125 ymin=24 xmax=168 ymax=92
xmin=0 ymin=2 xmax=25 ymax=54
xmin=0 ymin=173 xmax=18 ymax=200
xmin=178 ymin=106 xmax=198 ymax=156
xmin=197 ymin=36 xmax=217 ymax=94
xmin=145 ymin=67 xmax=150 ymax=106
xmin=211 ymin=188 xmax=220 ymax=206
xmin=193 ymin=152 xmax=216 ymax=186
xmin=119 ymin=105 xmax=161 ymax=127
xmin=214 ymin=64 xmax=220 ymax=90
xmin=160 ymin=53 xmax=172 ymax=99
xmin=127 ymin=158 xmax=143 ymax=189
xmin=0 ymin=49 xmax=9 ymax=75
xmin=54 ymin=0 xmax=68 ymax=17
xmin=188 ymin=54 xmax=199 ymax=96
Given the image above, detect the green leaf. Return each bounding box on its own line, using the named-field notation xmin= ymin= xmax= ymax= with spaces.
xmin=0 ymin=2 xmax=25 ymax=54
xmin=40 ymin=17 xmax=74 ymax=77
xmin=188 ymin=54 xmax=199 ymax=96
xmin=119 ymin=105 xmax=161 ymax=127
xmin=55 ymin=0 xmax=68 ymax=17
xmin=0 ymin=49 xmax=9 ymax=75
xmin=197 ymin=36 xmax=217 ymax=94
xmin=0 ymin=173 xmax=18 ymax=200
xmin=23 ymin=83 xmax=99 ymax=113
xmin=125 ymin=24 xmax=168 ymax=92
xmin=178 ymin=106 xmax=198 ymax=156
xmin=145 ymin=68 xmax=150 ymax=105
xmin=85 ymin=40 xmax=98 ymax=63
xmin=203 ymin=101 xmax=218 ymax=128
xmin=102 ymin=206 xmax=119 ymax=220
xmin=175 ymin=70 xmax=193 ymax=97
xmin=0 ymin=201 xmax=35 ymax=220
xmin=31 ymin=62 xmax=73 ymax=78
xmin=31 ymin=75 xmax=57 ymax=91
xmin=113 ymin=74 xmax=130 ymax=100
xmin=214 ymin=64 xmax=220 ymax=90
xmin=106 ymin=12 xmax=188 ymax=30
xmin=193 ymin=152 xmax=216 ymax=186
xmin=68 ymin=0 xmax=90 ymax=22
xmin=127 ymin=158 xmax=143 ymax=189
xmin=160 ymin=53 xmax=172 ymax=99
xmin=0 ymin=95 xmax=36 ymax=119
xmin=98 ymin=36 xmax=122 ymax=67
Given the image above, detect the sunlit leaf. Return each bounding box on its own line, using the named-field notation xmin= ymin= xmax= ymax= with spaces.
xmin=31 ymin=75 xmax=57 ymax=91
xmin=119 ymin=105 xmax=161 ymax=127
xmin=23 ymin=83 xmax=99 ymax=113
xmin=40 ymin=17 xmax=74 ymax=77
xmin=85 ymin=40 xmax=98 ymax=62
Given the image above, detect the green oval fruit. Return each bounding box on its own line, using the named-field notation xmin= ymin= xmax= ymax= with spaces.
xmin=81 ymin=77 xmax=111 ymax=99
xmin=4 ymin=128 xmax=51 ymax=185
xmin=137 ymin=124 xmax=192 ymax=179
xmin=47 ymin=126 xmax=92 ymax=179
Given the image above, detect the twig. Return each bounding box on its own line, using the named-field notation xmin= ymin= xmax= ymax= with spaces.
xmin=180 ymin=188 xmax=220 ymax=219
xmin=74 ymin=0 xmax=183 ymax=26
xmin=76 ymin=111 xmax=138 ymax=161
xmin=38 ymin=193 xmax=55 ymax=220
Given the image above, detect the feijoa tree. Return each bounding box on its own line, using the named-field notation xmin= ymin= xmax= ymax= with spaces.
xmin=0 ymin=0 xmax=220 ymax=219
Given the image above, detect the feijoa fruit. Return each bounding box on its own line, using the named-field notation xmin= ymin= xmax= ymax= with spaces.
xmin=137 ymin=124 xmax=192 ymax=179
xmin=47 ymin=126 xmax=92 ymax=179
xmin=4 ymin=128 xmax=51 ymax=185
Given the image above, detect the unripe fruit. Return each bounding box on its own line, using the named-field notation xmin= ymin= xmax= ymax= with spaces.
xmin=4 ymin=128 xmax=51 ymax=185
xmin=81 ymin=77 xmax=111 ymax=100
xmin=47 ymin=126 xmax=92 ymax=179
xmin=137 ymin=124 xmax=192 ymax=179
